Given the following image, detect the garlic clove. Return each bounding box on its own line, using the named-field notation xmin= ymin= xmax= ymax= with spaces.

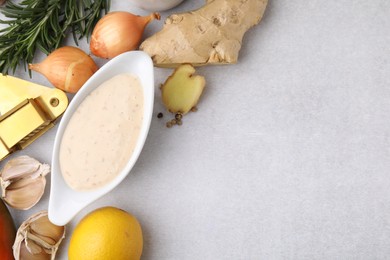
xmin=5 ymin=175 xmax=43 ymax=190
xmin=4 ymin=177 xmax=46 ymax=210
xmin=20 ymin=241 xmax=51 ymax=260
xmin=23 ymin=238 xmax=46 ymax=256
xmin=30 ymin=214 xmax=64 ymax=245
xmin=1 ymin=155 xmax=42 ymax=181
xmin=0 ymin=155 xmax=50 ymax=210
xmin=13 ymin=211 xmax=65 ymax=260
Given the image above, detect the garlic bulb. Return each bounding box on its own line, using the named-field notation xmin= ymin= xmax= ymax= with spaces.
xmin=13 ymin=211 xmax=65 ymax=260
xmin=0 ymin=156 xmax=49 ymax=210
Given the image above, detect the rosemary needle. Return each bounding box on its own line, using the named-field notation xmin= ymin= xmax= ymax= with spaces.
xmin=0 ymin=0 xmax=110 ymax=75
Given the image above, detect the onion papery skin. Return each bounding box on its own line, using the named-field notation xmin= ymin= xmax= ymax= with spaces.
xmin=90 ymin=11 xmax=160 ymax=59
xmin=29 ymin=46 xmax=98 ymax=93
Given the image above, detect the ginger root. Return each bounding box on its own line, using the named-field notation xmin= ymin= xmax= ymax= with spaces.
xmin=140 ymin=0 xmax=268 ymax=67
xmin=161 ymin=64 xmax=205 ymax=115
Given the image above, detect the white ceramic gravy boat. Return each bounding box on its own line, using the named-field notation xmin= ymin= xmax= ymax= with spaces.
xmin=48 ymin=51 xmax=154 ymax=226
xmin=129 ymin=0 xmax=184 ymax=11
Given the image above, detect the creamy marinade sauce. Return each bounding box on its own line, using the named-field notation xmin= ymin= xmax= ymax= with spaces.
xmin=59 ymin=73 xmax=144 ymax=191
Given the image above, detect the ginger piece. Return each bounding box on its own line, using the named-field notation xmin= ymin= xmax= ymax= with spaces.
xmin=161 ymin=64 xmax=205 ymax=118
xmin=140 ymin=0 xmax=268 ymax=67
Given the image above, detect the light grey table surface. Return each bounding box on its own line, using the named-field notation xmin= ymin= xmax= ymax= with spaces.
xmin=3 ymin=0 xmax=390 ymax=259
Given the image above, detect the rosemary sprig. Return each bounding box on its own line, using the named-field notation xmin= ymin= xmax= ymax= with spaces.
xmin=0 ymin=0 xmax=110 ymax=74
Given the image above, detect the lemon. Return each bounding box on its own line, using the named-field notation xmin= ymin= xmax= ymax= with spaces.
xmin=68 ymin=206 xmax=143 ymax=260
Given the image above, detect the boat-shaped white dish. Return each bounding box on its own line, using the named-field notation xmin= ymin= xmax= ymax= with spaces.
xmin=129 ymin=0 xmax=184 ymax=11
xmin=48 ymin=51 xmax=154 ymax=226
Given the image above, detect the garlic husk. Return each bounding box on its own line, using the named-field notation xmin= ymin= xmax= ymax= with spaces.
xmin=13 ymin=211 xmax=65 ymax=260
xmin=29 ymin=46 xmax=98 ymax=93
xmin=0 ymin=156 xmax=49 ymax=210
xmin=90 ymin=11 xmax=160 ymax=59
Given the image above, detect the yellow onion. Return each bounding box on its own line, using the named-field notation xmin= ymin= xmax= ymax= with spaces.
xmin=90 ymin=11 xmax=160 ymax=59
xmin=29 ymin=46 xmax=98 ymax=93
